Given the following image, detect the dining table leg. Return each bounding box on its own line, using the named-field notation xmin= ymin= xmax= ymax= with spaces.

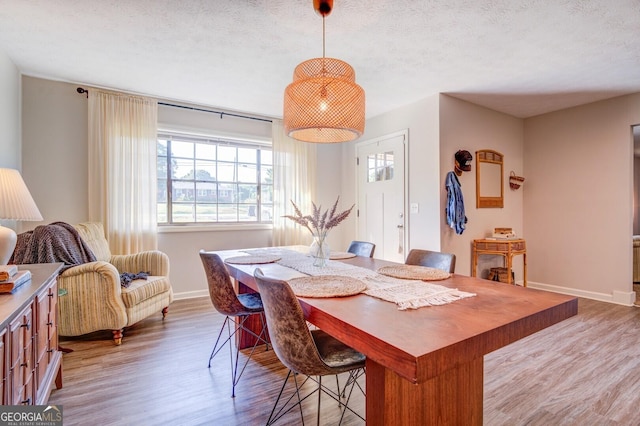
xmin=365 ymin=357 xmax=483 ymax=425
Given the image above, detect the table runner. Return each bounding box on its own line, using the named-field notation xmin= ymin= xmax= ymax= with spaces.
xmin=246 ymin=248 xmax=476 ymax=310
xmin=225 ymin=254 xmax=281 ymax=264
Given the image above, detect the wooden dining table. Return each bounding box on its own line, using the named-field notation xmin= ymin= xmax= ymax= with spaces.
xmin=215 ymin=247 xmax=578 ymax=426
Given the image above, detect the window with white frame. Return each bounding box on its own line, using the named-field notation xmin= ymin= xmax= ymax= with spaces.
xmin=157 ymin=132 xmax=273 ymax=224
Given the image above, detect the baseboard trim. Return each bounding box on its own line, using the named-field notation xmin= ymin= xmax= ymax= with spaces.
xmin=526 ymin=281 xmax=636 ymax=306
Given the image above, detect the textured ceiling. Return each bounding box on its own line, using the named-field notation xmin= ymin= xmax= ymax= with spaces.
xmin=1 ymin=0 xmax=639 ymax=119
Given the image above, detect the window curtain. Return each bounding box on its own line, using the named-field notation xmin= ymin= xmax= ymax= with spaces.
xmin=272 ymin=119 xmax=317 ymax=246
xmin=88 ymin=89 xmax=158 ymax=254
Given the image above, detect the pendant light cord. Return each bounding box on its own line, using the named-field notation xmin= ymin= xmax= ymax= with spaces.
xmin=322 ymin=15 xmax=326 ymax=58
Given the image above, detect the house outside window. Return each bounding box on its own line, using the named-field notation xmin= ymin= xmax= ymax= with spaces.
xmin=157 ymin=132 xmax=273 ymax=224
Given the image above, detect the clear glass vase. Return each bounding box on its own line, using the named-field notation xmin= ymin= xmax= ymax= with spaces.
xmin=309 ymin=232 xmax=330 ymax=267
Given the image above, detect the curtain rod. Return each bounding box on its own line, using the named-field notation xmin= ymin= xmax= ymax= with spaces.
xmin=158 ymin=102 xmax=273 ymax=123
xmin=76 ymin=87 xmax=273 ymax=123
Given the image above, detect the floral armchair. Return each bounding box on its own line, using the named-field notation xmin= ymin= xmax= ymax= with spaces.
xmin=57 ymin=222 xmax=173 ymax=345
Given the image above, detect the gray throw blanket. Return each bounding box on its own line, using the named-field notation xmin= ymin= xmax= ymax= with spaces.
xmin=10 ymin=221 xmax=97 ymax=273
xmin=120 ymin=271 xmax=149 ymax=288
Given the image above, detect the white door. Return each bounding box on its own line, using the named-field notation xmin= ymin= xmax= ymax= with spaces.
xmin=356 ymin=131 xmax=407 ymax=262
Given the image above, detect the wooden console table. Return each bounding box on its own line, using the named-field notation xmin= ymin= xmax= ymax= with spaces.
xmin=472 ymin=238 xmax=527 ymax=286
xmin=0 ymin=263 xmax=63 ymax=404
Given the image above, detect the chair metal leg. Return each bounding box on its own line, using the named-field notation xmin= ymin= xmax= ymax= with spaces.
xmin=338 ymin=368 xmax=365 ymax=425
xmin=208 ymin=316 xmax=233 ymax=368
xmin=230 ymin=315 xmax=269 ymax=397
xmin=293 ymin=373 xmax=306 ymax=425
xmin=265 ymin=369 xmax=365 ymax=425
xmin=207 ymin=313 xmax=270 ymax=397
xmin=317 ymin=376 xmax=322 ymax=426
xmin=266 ymin=370 xmax=292 ymax=424
xmin=266 ymin=370 xmax=310 ymax=426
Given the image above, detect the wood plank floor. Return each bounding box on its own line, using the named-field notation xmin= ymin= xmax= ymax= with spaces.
xmin=48 ymin=296 xmax=640 ymax=425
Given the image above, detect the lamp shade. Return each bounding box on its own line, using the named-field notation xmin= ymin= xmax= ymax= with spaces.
xmin=0 ymin=168 xmax=43 ymax=221
xmin=284 ymin=57 xmax=365 ymax=143
xmin=0 ymin=168 xmax=42 ymax=265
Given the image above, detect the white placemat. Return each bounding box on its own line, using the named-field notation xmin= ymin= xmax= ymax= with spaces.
xmin=329 ymin=251 xmax=357 ymax=260
xmin=288 ymin=275 xmax=366 ymax=298
xmin=377 ymin=264 xmax=451 ymax=281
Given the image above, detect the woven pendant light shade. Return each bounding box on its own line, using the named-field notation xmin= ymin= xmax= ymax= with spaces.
xmin=283 ymin=0 xmax=365 ymax=144
xmin=284 ymin=57 xmax=365 ymax=143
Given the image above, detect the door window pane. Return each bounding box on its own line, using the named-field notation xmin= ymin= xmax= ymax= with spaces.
xmin=367 ymin=151 xmax=394 ymax=182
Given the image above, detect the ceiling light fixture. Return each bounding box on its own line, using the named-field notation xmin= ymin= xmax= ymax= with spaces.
xmin=283 ymin=0 xmax=365 ymax=143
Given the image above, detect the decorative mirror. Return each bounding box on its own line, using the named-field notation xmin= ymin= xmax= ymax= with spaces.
xmin=476 ymin=150 xmax=504 ymax=208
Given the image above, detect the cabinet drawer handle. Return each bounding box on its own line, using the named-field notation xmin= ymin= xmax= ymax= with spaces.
xmin=21 ymin=397 xmax=31 ymax=405
xmin=47 ymin=322 xmax=53 ymax=326
xmin=21 ymin=321 xmax=31 ymax=331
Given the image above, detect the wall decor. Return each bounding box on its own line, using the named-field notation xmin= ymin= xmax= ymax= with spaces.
xmin=476 ymin=149 xmax=504 ymax=208
xmin=509 ymin=171 xmax=525 ymax=190
xmin=446 ymin=150 xmax=473 ymax=234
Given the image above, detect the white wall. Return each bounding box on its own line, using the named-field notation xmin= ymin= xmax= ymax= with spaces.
xmin=315 ymin=143 xmax=352 ymax=251
xmin=347 ymin=94 xmax=524 ymax=281
xmin=0 ymin=49 xmax=20 ymax=169
xmin=156 ymin=103 xmax=274 ymax=298
xmin=352 ymin=95 xmax=442 ymax=256
xmin=158 ymin=226 xmax=271 ymax=298
xmin=21 ymin=77 xmax=88 ymax=228
xmin=19 ymin=75 xmax=640 ymax=305
xmin=439 ymin=95 xmax=524 ymax=278
xmin=0 ymin=51 xmax=24 ymax=235
xmin=20 ymin=77 xmax=275 ymax=299
xmin=524 ymin=94 xmax=640 ymax=304
xmin=635 ymin=156 xmax=640 ymax=235
xmin=19 ymin=77 xmax=352 ymax=299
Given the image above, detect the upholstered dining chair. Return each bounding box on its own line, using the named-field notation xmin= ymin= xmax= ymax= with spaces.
xmin=199 ymin=251 xmax=269 ymax=398
xmin=346 ymin=240 xmax=376 ymax=258
xmin=254 ymin=269 xmax=365 ymax=425
xmin=405 ymin=248 xmax=456 ymax=273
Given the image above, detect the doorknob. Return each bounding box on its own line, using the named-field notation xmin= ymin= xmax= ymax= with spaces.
xmin=397 ymin=224 xmax=404 ymax=229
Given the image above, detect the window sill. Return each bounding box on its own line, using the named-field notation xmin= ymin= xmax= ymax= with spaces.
xmin=158 ymin=223 xmax=273 ymax=233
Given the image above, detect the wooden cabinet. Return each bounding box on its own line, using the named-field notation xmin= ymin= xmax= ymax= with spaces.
xmin=0 ymin=328 xmax=6 ymax=404
xmin=9 ymin=304 xmax=34 ymax=404
xmin=36 ymin=282 xmax=59 ymax=397
xmin=0 ymin=263 xmax=63 ymax=405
